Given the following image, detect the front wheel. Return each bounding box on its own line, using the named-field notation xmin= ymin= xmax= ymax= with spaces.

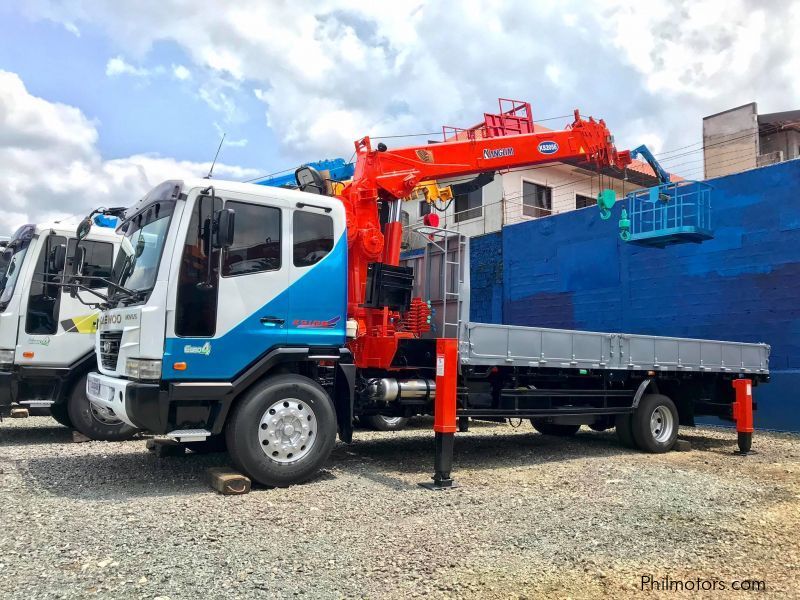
xmin=67 ymin=375 xmax=139 ymax=441
xmin=631 ymin=394 xmax=679 ymax=453
xmin=225 ymin=374 xmax=337 ymax=487
xmin=361 ymin=415 xmax=409 ymax=431
xmin=49 ymin=401 xmax=73 ymax=428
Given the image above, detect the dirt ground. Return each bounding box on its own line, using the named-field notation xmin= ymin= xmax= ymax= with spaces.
xmin=1 ymin=417 xmax=798 ymax=599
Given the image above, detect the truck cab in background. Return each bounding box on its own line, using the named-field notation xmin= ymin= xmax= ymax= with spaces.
xmin=0 ymin=219 xmax=137 ymax=440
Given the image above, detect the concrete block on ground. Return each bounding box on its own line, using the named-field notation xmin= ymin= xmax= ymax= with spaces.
xmin=207 ymin=467 xmax=251 ymax=495
xmin=10 ymin=408 xmax=29 ymax=419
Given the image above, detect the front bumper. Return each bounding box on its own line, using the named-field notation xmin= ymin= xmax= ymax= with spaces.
xmin=0 ymin=369 xmax=14 ymax=415
xmin=87 ymin=372 xmax=161 ymax=430
xmin=86 ymin=372 xmax=227 ymax=434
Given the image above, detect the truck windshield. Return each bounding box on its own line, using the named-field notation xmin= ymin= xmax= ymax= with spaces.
xmin=109 ymin=202 xmax=173 ymax=306
xmin=0 ymin=224 xmax=34 ymax=312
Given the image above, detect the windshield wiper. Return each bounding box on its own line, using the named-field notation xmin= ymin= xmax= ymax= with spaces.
xmin=117 ymin=286 xmax=154 ymax=306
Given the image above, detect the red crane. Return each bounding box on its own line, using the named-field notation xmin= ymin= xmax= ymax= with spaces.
xmin=331 ymin=99 xmax=632 ymax=370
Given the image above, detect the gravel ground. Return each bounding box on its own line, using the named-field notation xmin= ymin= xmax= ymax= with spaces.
xmin=1 ymin=417 xmax=798 ymax=599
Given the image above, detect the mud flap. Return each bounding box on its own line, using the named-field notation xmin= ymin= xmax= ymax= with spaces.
xmin=334 ymin=361 xmax=356 ymax=443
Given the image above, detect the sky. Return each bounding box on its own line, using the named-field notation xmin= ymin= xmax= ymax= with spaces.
xmin=1 ymin=0 xmax=798 ymax=235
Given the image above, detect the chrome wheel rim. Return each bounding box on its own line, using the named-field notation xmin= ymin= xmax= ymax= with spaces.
xmin=90 ymin=403 xmax=122 ymax=426
xmin=380 ymin=416 xmax=404 ymax=426
xmin=649 ymin=405 xmax=674 ymax=443
xmin=258 ymin=398 xmax=316 ymax=464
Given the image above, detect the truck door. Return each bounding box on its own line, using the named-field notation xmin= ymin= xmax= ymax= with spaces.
xmin=165 ymin=191 xmax=290 ymax=380
xmin=20 ymin=235 xmax=115 ymax=366
xmin=287 ymin=205 xmax=347 ymax=348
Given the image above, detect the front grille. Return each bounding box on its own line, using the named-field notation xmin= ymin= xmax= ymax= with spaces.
xmin=99 ymin=331 xmax=122 ymax=371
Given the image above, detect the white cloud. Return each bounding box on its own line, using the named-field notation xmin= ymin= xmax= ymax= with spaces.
xmin=0 ymin=70 xmax=258 ymax=235
xmin=63 ymin=21 xmax=80 ymax=37
xmin=17 ymin=1 xmax=800 ymax=166
xmin=172 ymin=64 xmax=191 ymax=80
xmin=105 ymin=55 xmax=150 ymax=78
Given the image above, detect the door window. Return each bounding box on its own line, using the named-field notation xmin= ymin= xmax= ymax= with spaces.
xmin=222 ymin=201 xmax=281 ymax=276
xmin=67 ymin=239 xmax=114 ymax=289
xmin=293 ymin=211 xmax=333 ymax=267
xmin=26 ymin=235 xmax=66 ymax=334
xmin=175 ymin=194 xmax=222 ymax=337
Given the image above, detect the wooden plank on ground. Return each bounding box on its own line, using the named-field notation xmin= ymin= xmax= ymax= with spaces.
xmin=207 ymin=467 xmax=251 ymax=495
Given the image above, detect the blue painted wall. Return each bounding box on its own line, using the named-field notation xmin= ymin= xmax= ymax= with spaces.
xmin=470 ymin=159 xmax=800 ymax=431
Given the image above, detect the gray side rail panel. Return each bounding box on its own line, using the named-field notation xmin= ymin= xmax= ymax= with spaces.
xmin=460 ymin=322 xmax=770 ymax=375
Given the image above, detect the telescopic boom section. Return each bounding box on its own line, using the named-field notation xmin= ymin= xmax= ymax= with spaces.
xmin=337 ymin=100 xmax=632 ymax=369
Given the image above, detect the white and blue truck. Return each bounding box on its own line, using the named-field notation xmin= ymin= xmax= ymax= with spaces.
xmin=81 ymin=100 xmax=770 ymax=487
xmin=0 ymin=218 xmax=138 ymax=440
xmin=81 ymin=177 xmax=769 ymax=487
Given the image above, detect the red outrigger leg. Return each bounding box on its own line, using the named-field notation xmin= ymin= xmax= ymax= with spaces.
xmin=422 ymin=338 xmax=459 ymax=489
xmin=732 ymin=379 xmax=754 ymax=453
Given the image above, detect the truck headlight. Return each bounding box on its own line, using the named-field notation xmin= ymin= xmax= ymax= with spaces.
xmin=125 ymin=358 xmax=162 ymax=380
xmin=0 ymin=349 xmax=14 ymax=369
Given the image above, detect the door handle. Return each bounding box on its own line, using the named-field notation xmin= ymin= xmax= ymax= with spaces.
xmin=260 ymin=316 xmax=285 ymax=326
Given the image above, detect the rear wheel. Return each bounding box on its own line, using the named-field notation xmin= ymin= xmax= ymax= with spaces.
xmin=49 ymin=401 xmax=73 ymax=428
xmin=67 ymin=374 xmax=139 ymax=441
xmin=530 ymin=419 xmax=581 ymax=436
xmin=631 ymin=394 xmax=678 ymax=453
xmin=361 ymin=415 xmax=409 ymax=431
xmin=225 ymin=374 xmax=336 ymax=487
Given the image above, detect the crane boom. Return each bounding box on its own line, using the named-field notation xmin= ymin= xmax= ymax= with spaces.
xmin=330 ymin=99 xmax=632 ymax=369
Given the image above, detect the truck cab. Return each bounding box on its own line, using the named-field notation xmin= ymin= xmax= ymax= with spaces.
xmin=86 ymin=179 xmax=348 ymax=462
xmin=0 ymin=219 xmax=136 ymax=440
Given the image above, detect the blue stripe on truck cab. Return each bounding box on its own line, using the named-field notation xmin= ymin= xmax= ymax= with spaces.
xmin=163 ymin=235 xmax=347 ymax=381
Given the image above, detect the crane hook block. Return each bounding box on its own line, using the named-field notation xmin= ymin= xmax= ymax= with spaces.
xmin=597 ymin=188 xmax=616 ymax=221
xmin=618 ymin=208 xmax=631 ymax=241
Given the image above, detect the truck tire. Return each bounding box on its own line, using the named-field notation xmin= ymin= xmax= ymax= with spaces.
xmin=225 ymin=374 xmax=336 ymax=488
xmin=361 ymin=415 xmax=409 ymax=431
xmin=49 ymin=401 xmax=73 ymax=428
xmin=530 ymin=419 xmax=580 ymax=436
xmin=66 ymin=374 xmax=139 ymax=441
xmin=631 ymin=394 xmax=679 ymax=453
xmin=615 ymin=414 xmax=636 ymax=448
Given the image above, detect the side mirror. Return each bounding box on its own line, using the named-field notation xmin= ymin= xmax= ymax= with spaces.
xmin=76 ymin=217 xmax=92 ymax=242
xmin=135 ymin=235 xmax=146 ymax=258
xmin=214 ymin=208 xmax=235 ymax=249
xmin=71 ymin=245 xmax=86 ymax=276
xmin=49 ymin=244 xmax=67 ymax=273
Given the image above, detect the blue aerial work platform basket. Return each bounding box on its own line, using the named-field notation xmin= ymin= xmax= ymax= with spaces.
xmin=620 ymin=180 xmax=712 ymax=247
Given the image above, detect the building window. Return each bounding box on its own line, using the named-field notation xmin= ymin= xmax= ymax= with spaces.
xmin=454 ymin=189 xmax=482 ymax=222
xmin=222 ymin=201 xmax=282 ymax=276
xmin=293 ymin=211 xmax=333 ymax=267
xmin=419 ymin=200 xmax=431 ymax=217
xmin=522 ymin=181 xmax=552 ymax=217
xmin=575 ymin=194 xmax=595 ymax=209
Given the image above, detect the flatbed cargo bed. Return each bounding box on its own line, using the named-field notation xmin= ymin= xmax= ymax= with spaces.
xmin=460 ymin=322 xmax=770 ymax=375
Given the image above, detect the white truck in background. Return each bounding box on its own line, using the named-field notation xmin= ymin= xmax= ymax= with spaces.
xmin=0 ymin=219 xmax=137 ymax=440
